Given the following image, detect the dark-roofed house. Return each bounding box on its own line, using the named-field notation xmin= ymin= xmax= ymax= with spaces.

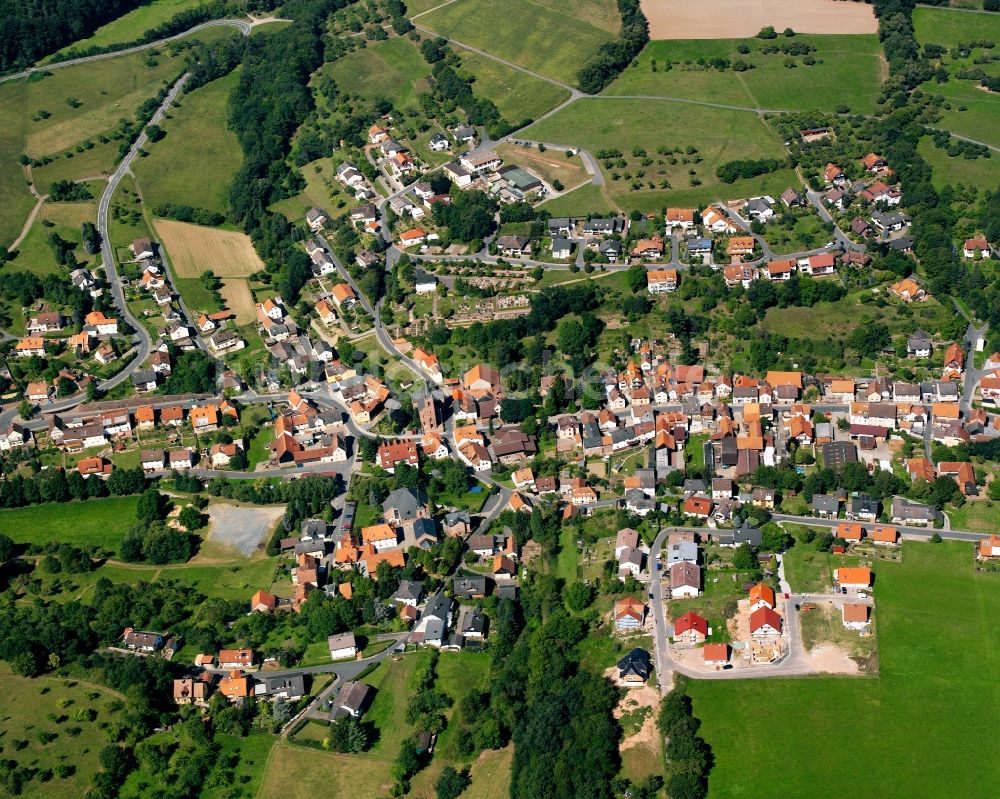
xmin=848 ymin=495 xmax=880 ymax=522
xmin=453 ymin=574 xmax=488 ymax=600
xmin=617 ymin=648 xmax=651 ymax=684
xmin=123 ymin=628 xmax=164 ymax=652
xmin=393 ymin=579 xmax=424 ymax=607
xmin=263 ymin=674 xmax=305 ymax=701
xmin=890 ymin=497 xmax=936 ymax=526
xmin=811 ymin=494 xmax=840 ymax=518
xmin=383 ymin=487 xmax=429 ymax=525
xmin=333 ymin=681 xmax=372 ymax=718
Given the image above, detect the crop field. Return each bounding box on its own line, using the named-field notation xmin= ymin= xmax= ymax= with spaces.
xmin=133 ymin=69 xmax=242 ymax=215
xmin=0 ymin=27 xmax=238 ymax=248
xmin=689 ymin=541 xmax=1000 ymax=798
xmin=0 ymin=666 xmax=124 ymax=799
xmin=0 ymin=496 xmax=140 ymax=550
xmin=641 ymin=0 xmax=877 ymax=40
xmin=51 ymin=0 xmax=211 ymax=56
xmin=219 ymin=278 xmax=256 ymax=324
xmin=522 ymin=97 xmax=788 ymax=211
xmin=456 ymin=50 xmax=570 ymax=122
xmin=323 ymin=37 xmax=431 ymax=109
xmin=153 ymin=219 xmax=264 ymax=277
xmin=419 ymin=0 xmax=615 ymax=85
xmin=606 ymin=34 xmax=885 ymax=114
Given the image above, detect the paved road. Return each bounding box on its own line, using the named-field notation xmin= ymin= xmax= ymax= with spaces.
xmin=96 ymin=75 xmax=190 ymax=393
xmin=960 ymin=319 xmax=991 ymax=413
xmin=0 ymin=17 xmax=285 ymax=85
xmin=770 ymin=513 xmax=983 ymax=543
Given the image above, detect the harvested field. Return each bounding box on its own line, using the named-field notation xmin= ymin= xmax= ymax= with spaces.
xmin=153 ymin=218 xmax=264 ymax=277
xmin=641 ymin=0 xmax=877 ymax=39
xmin=219 ymin=279 xmax=256 ymax=324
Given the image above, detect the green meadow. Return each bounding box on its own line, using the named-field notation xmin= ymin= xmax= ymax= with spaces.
xmin=689 ymin=542 xmax=1000 ymax=798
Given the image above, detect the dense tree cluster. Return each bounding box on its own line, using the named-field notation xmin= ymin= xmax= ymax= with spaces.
xmin=0 ymin=0 xmax=141 ymax=70
xmin=657 ymin=679 xmax=713 ymax=799
xmin=576 ymin=0 xmax=650 ymax=94
xmin=715 ymin=157 xmax=787 ymax=183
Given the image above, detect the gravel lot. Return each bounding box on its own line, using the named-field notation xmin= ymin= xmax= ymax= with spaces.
xmin=206 ymin=503 xmax=286 ymax=557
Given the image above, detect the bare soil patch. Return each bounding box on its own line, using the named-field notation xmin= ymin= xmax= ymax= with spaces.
xmin=805 ymin=643 xmax=860 ymax=674
xmin=641 ymin=0 xmax=877 ymax=39
xmin=153 ymin=218 xmax=264 ymax=278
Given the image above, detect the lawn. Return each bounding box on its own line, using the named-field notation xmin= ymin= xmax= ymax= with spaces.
xmin=50 ymin=0 xmax=211 ymax=56
xmin=945 ymin=499 xmax=1000 ymax=533
xmin=0 ymin=496 xmax=139 ymax=550
xmin=419 ymin=0 xmax=615 ymax=85
xmin=685 ymin=432 xmax=709 ymax=470
xmin=913 ymin=6 xmax=1000 ymax=148
xmin=522 ymin=98 xmax=788 ymax=211
xmin=761 ymin=207 xmax=831 ymax=255
xmin=917 ymin=135 xmax=1000 ymax=192
xmin=605 ymin=35 xmax=885 ymax=114
xmin=155 ymin=556 xmax=282 ymax=602
xmin=173 ymin=277 xmax=224 ymax=314
xmin=456 ymin=50 xmax=570 ymax=122
xmin=689 ymin=541 xmax=1000 ymax=798
xmin=556 ymin=524 xmax=580 ymax=582
xmin=324 ymin=36 xmax=431 ymax=110
xmin=0 ymin=666 xmax=124 ymax=799
xmin=133 ymin=69 xmax=242 ymax=215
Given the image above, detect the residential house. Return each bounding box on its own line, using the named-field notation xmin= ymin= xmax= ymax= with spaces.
xmin=617 ymin=648 xmax=651 ymax=684
xmin=673 ymin=611 xmax=708 ymax=644
xmin=670 ymin=561 xmax=701 ymax=598
xmin=750 ymin=607 xmax=782 ymax=639
xmin=614 ymin=596 xmax=645 ymax=631
xmin=646 ymin=268 xmax=678 ymax=294
xmin=842 ymin=603 xmax=871 ymax=632
xmin=328 ymin=632 xmax=357 ymax=660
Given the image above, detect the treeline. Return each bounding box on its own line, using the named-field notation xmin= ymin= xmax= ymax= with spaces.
xmin=0 ymin=466 xmax=147 ymax=510
xmin=657 ymin=678 xmax=713 ymax=799
xmin=576 ymin=0 xmax=649 ymax=94
xmin=153 ymin=202 xmax=226 ymax=226
xmin=0 ymin=0 xmax=140 ymax=71
xmin=226 ymin=0 xmax=352 ymax=304
xmin=716 ymin=157 xmax=787 ymax=183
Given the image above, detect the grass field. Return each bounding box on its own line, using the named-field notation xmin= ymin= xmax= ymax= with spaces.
xmin=0 ymin=496 xmax=140 ymax=550
xmin=0 ymin=26 xmax=237 ymax=247
xmin=51 ymin=0 xmax=209 ymax=56
xmin=539 ymin=180 xmax=617 ymax=214
xmin=456 ymin=50 xmax=570 ymax=122
xmin=6 ymin=198 xmax=102 ymax=276
xmin=0 ymin=666 xmax=123 ymax=799
xmin=689 ymin=541 xmax=1000 ymax=798
xmin=606 ymin=34 xmax=885 ymax=114
xmin=763 ymin=290 xmax=954 ymax=342
xmin=945 ymin=499 xmax=1000 ymax=533
xmin=523 ymin=98 xmax=788 ymax=211
xmin=914 ymin=6 xmax=1000 ymax=148
xmin=133 ymin=69 xmax=242 ymax=215
xmin=917 ymin=135 xmax=1000 ymax=191
xmin=419 ymin=0 xmax=615 ymax=85
xmin=324 ymin=36 xmax=431 ymax=109
xmin=153 ymin=218 xmax=263 ymax=277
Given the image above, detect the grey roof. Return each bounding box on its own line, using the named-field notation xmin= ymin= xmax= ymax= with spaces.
xmin=444 ymin=511 xmax=471 ymax=527
xmin=131 ymin=369 xmax=157 ymax=386
xmin=423 ymin=592 xmax=454 ymax=621
xmin=452 ymin=574 xmax=488 ymax=599
xmin=667 ymin=540 xmax=698 ymax=564
xmin=393 ymin=580 xmax=424 ymax=603
xmin=264 ymin=674 xmax=305 ymax=697
xmin=851 ymin=495 xmax=880 ymax=515
xmin=383 ymin=487 xmax=429 ymax=519
xmin=327 ymin=632 xmax=356 ymax=651
xmin=421 ymin=617 xmax=446 ymax=643
xmin=334 ymin=680 xmax=372 ymax=714
xmin=300 ymin=518 xmax=329 ymax=538
xmin=460 ymin=607 xmax=488 ymax=636
xmin=811 ymin=494 xmax=840 ymax=514
xmin=891 ymin=496 xmax=936 ymax=522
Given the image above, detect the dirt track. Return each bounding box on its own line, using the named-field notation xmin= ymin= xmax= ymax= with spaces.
xmin=641 ymin=0 xmax=877 ymax=39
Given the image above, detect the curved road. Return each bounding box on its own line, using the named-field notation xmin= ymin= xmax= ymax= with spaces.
xmin=0 ymin=17 xmax=285 ymax=85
